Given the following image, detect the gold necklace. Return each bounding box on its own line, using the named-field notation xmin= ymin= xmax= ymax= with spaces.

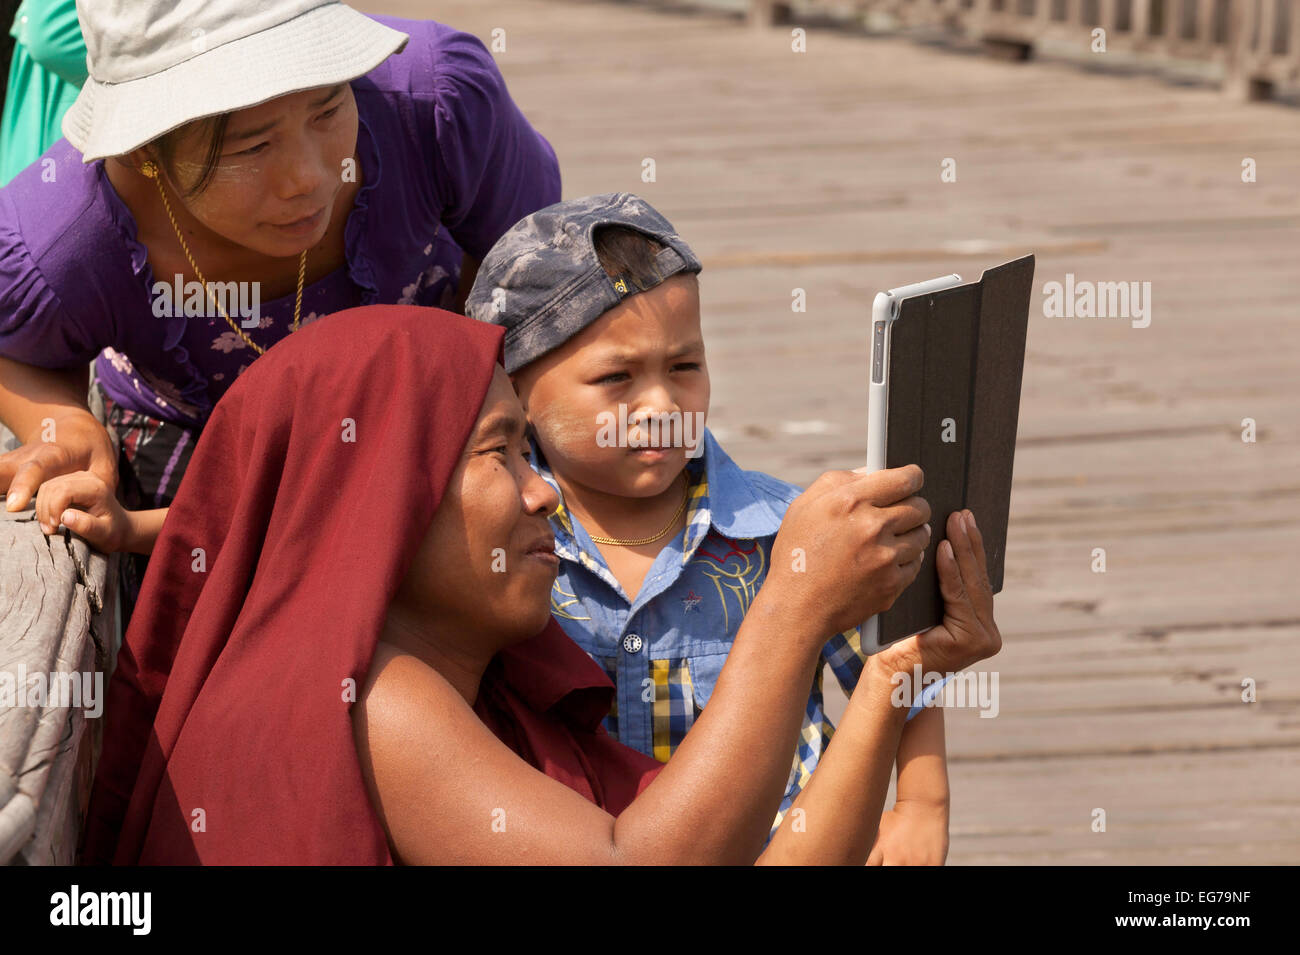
xmin=140 ymin=159 xmax=306 ymax=356
xmin=587 ymin=473 xmax=691 ymax=547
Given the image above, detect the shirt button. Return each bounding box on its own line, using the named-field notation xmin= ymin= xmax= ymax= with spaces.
xmin=622 ymin=633 xmax=643 ymax=654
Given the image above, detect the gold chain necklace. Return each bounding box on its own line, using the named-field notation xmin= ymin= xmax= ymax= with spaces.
xmin=587 ymin=473 xmax=690 ymax=547
xmin=140 ymin=159 xmax=306 ymax=356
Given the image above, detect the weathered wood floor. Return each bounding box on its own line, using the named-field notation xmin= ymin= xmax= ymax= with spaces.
xmin=361 ymin=0 xmax=1299 ymax=863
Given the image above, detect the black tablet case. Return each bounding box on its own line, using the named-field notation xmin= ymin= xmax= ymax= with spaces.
xmin=877 ymin=254 xmax=1034 ymax=645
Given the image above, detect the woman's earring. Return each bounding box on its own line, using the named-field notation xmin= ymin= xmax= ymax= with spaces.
xmin=140 ymin=160 xmax=158 ymax=179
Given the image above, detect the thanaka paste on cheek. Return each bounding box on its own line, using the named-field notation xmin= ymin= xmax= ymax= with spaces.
xmin=529 ymin=400 xmax=603 ymax=475
xmin=530 ymin=400 xmax=681 ymax=502
xmin=183 ymin=164 xmax=266 ymax=198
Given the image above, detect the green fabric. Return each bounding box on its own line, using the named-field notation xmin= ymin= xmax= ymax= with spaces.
xmin=1 ymin=0 xmax=86 ymax=186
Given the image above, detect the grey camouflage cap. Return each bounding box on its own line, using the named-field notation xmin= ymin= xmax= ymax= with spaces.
xmin=465 ymin=193 xmax=702 ymax=373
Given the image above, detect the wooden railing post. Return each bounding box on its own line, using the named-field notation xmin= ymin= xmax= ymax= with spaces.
xmin=1100 ymin=0 xmax=1119 ymax=37
xmin=1132 ymin=0 xmax=1152 ymax=40
xmin=1195 ymin=0 xmax=1218 ymax=48
xmin=1224 ymin=0 xmax=1265 ymax=98
xmin=1259 ymin=0 xmax=1277 ymax=54
xmin=1 ymin=474 xmax=117 ymax=864
xmin=749 ymin=0 xmax=794 ymax=27
xmin=1292 ymin=0 xmax=1300 ymax=63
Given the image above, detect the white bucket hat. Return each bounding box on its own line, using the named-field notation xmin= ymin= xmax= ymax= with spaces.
xmin=62 ymin=0 xmax=409 ymax=162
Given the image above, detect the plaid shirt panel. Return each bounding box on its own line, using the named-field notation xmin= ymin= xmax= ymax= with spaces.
xmin=649 ymin=659 xmax=695 ymax=763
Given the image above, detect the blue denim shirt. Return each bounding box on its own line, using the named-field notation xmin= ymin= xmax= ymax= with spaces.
xmin=534 ymin=427 xmax=933 ymax=826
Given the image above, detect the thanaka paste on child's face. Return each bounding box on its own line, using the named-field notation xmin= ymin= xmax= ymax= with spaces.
xmin=512 ymin=274 xmax=709 ymax=502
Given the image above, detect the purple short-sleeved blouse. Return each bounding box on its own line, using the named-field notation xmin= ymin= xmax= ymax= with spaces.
xmin=0 ymin=15 xmax=561 ymax=427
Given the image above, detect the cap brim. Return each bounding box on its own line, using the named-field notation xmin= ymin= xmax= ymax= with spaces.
xmin=63 ymin=4 xmax=408 ymax=162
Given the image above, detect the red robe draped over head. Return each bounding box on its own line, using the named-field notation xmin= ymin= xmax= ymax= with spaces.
xmin=81 ymin=305 xmax=662 ymax=865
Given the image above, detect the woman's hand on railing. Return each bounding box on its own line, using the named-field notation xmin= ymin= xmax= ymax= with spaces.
xmin=2 ymin=408 xmax=118 ymax=512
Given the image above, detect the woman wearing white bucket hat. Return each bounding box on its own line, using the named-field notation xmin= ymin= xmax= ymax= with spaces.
xmin=0 ymin=1 xmax=561 ymax=620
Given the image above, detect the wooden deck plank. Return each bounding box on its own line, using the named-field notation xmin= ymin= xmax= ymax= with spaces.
xmin=948 ymin=748 xmax=1300 ymax=865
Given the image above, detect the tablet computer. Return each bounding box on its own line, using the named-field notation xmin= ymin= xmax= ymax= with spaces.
xmin=863 ymin=254 xmax=1035 ymax=653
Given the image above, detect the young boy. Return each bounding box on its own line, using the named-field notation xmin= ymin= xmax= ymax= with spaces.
xmin=467 ymin=193 xmax=950 ymax=859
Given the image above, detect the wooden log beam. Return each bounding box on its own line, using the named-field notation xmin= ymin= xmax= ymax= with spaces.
xmin=0 ymin=425 xmax=117 ymax=865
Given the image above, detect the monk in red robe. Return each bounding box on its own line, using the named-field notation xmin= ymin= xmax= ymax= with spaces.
xmin=82 ymin=305 xmax=1001 ymax=865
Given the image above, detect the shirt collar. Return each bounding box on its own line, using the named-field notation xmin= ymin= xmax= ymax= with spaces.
xmin=692 ymin=427 xmax=787 ymax=540
xmin=486 ymin=618 xmax=615 ymax=732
